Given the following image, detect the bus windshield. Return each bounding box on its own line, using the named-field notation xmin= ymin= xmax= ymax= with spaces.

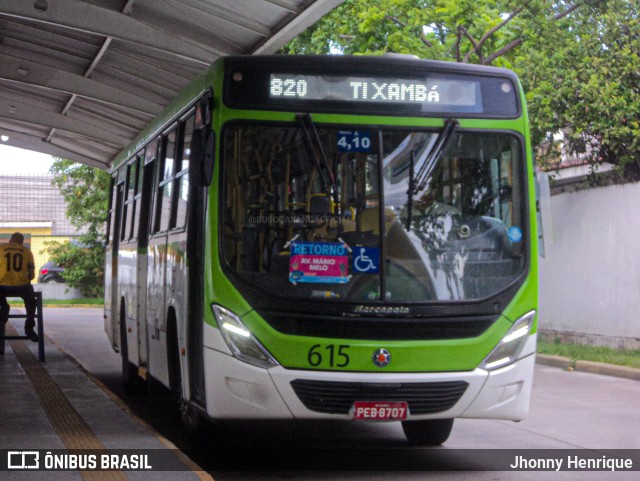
xmin=222 ymin=123 xmax=526 ymax=303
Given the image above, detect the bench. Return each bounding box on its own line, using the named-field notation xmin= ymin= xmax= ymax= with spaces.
xmin=0 ymin=291 xmax=45 ymax=361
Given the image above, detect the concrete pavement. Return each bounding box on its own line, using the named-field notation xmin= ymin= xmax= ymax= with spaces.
xmin=0 ymin=319 xmax=213 ymax=481
xmin=2 ymin=305 xmax=638 ymax=480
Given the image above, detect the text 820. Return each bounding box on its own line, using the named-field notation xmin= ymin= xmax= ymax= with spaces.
xmin=270 ymin=77 xmax=308 ymax=98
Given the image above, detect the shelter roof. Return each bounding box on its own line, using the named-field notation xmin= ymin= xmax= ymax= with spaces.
xmin=0 ymin=0 xmax=342 ymax=170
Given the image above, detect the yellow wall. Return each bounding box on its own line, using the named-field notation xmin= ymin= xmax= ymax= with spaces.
xmin=0 ymin=228 xmax=75 ymax=283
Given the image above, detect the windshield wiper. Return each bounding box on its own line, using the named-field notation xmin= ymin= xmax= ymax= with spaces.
xmin=413 ymin=118 xmax=459 ymax=195
xmin=406 ymin=119 xmax=458 ymax=232
xmin=406 ymin=149 xmax=416 ymax=231
xmin=296 ymin=113 xmax=340 ymax=214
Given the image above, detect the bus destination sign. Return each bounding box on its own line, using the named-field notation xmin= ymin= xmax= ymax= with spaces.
xmin=269 ymin=74 xmax=481 ymax=110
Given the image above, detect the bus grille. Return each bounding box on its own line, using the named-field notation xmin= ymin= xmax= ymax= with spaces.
xmin=290 ymin=379 xmax=468 ymax=415
xmin=262 ymin=314 xmax=494 ymax=340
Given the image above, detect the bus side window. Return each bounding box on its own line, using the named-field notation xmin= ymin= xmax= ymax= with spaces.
xmin=110 ymin=166 xmax=126 ymax=246
xmin=173 ymin=112 xmax=195 ymax=229
xmin=154 ymin=128 xmax=177 ymax=233
xmin=121 ymin=157 xmax=139 ymax=242
xmin=130 ymin=153 xmax=144 ymax=239
xmin=106 ymin=175 xmax=117 ymax=245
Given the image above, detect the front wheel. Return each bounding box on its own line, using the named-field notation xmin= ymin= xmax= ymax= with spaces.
xmin=401 ymin=418 xmax=454 ymax=446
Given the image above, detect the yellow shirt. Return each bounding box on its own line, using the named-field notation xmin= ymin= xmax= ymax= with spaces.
xmin=0 ymin=242 xmax=35 ymax=286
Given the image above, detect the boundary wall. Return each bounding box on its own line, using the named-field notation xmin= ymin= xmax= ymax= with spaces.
xmin=539 ymin=182 xmax=640 ymax=349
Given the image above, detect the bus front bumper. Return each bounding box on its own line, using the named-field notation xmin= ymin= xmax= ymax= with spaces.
xmin=202 ymin=335 xmax=536 ymax=422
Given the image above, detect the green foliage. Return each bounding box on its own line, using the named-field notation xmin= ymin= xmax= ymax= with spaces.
xmin=285 ymin=0 xmax=640 ymax=181
xmin=538 ymin=339 xmax=640 ymax=369
xmin=45 ymin=159 xmax=111 ymax=297
xmin=43 ymin=236 xmax=104 ymax=298
xmin=519 ymin=0 xmax=640 ymax=179
xmin=283 ymin=0 xmax=552 ymax=67
xmin=49 ymin=159 xmax=110 ymax=236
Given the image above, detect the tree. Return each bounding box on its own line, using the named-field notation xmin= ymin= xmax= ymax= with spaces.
xmin=45 ymin=159 xmax=110 ymax=297
xmin=285 ymin=1 xmax=640 ymax=181
xmin=49 ymin=159 xmax=110 ymax=236
xmin=518 ymin=0 xmax=640 ymax=180
xmin=284 ymin=0 xmax=581 ymax=68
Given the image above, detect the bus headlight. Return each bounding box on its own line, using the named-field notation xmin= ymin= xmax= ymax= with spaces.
xmin=480 ymin=310 xmax=536 ymax=371
xmin=211 ymin=305 xmax=279 ymax=369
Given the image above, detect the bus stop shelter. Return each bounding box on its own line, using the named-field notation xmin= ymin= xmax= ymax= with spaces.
xmin=0 ymin=0 xmax=342 ymax=170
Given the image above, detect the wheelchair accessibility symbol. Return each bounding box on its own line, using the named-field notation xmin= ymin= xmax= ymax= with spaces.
xmin=352 ymin=247 xmax=380 ymax=274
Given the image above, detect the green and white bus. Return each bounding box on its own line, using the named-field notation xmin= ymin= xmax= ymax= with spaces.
xmin=105 ymin=54 xmax=538 ymax=446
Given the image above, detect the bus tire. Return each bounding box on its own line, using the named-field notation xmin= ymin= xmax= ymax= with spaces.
xmin=401 ymin=418 xmax=454 ymax=446
xmin=120 ymin=300 xmax=140 ymax=393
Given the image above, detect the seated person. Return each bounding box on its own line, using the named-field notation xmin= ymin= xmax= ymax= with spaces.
xmin=414 ymin=188 xmax=461 ymax=216
xmin=0 ymin=233 xmax=38 ymax=342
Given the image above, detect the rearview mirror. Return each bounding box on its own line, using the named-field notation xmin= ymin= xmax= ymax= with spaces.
xmin=201 ymin=129 xmax=215 ymax=186
xmin=190 ymin=128 xmax=215 ymax=187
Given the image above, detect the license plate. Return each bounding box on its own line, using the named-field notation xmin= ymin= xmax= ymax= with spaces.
xmin=352 ymin=401 xmax=408 ymax=421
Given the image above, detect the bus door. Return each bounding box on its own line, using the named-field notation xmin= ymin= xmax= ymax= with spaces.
xmin=185 ymin=95 xmax=213 ymax=406
xmin=134 ymin=143 xmax=158 ymax=369
xmin=147 ymin=95 xmax=211 ymax=395
xmin=147 ymin=129 xmax=175 ymax=387
xmin=106 ymin=179 xmax=125 ymax=348
xmin=165 ymin=102 xmax=210 ymax=402
xmin=119 ymin=156 xmax=144 ymax=367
